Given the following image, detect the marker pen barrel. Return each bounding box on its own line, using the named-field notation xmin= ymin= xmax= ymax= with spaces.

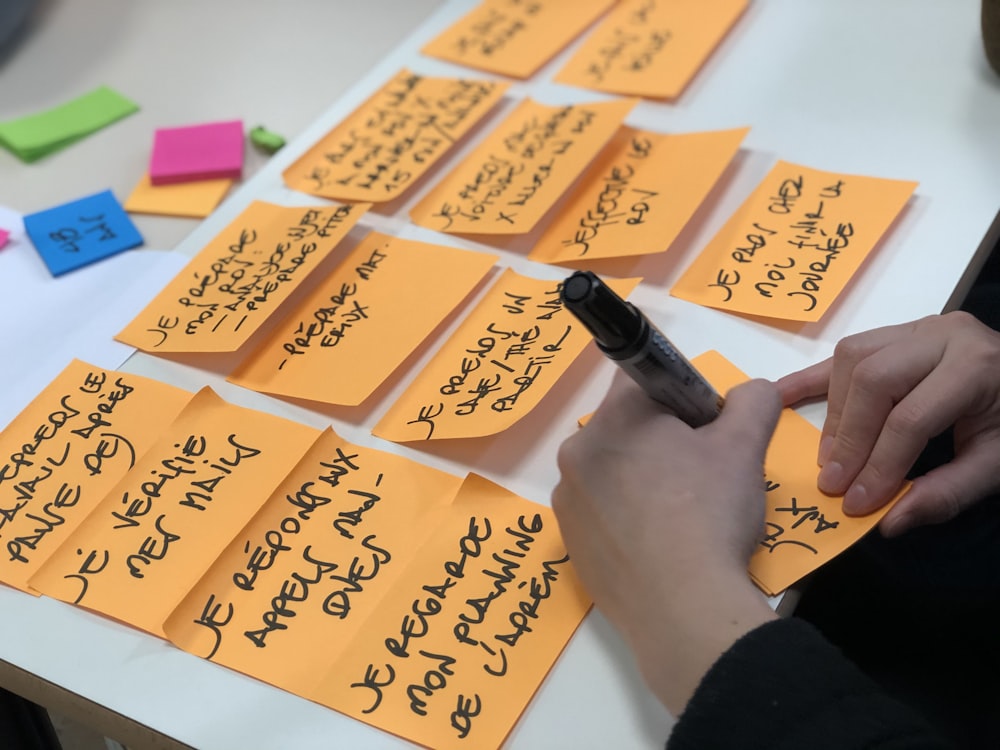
xmin=560 ymin=270 xmax=723 ymax=427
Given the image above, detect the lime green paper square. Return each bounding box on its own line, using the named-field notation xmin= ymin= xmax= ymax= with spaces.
xmin=0 ymin=86 xmax=139 ymax=162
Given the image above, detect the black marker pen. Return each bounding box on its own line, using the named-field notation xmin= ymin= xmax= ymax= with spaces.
xmin=560 ymin=270 xmax=724 ymax=427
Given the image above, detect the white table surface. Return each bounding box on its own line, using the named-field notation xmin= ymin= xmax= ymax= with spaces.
xmin=2 ymin=1 xmax=1000 ymax=749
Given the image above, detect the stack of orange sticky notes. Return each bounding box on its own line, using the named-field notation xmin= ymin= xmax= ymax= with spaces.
xmin=125 ymin=119 xmax=244 ymax=219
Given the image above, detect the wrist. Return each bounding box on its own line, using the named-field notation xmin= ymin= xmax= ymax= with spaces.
xmin=629 ymin=569 xmax=777 ymax=716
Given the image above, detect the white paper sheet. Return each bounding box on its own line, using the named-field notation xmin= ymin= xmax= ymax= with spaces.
xmin=0 ymin=204 xmax=189 ymax=430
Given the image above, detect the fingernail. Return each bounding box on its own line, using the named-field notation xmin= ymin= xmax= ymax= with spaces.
xmin=817 ymin=461 xmax=845 ymax=494
xmin=881 ymin=513 xmax=911 ymax=538
xmin=818 ymin=436 xmax=833 ymax=466
xmin=843 ymin=483 xmax=869 ymax=515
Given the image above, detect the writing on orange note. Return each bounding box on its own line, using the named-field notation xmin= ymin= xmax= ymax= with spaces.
xmin=689 ymin=351 xmax=903 ymax=596
xmin=313 ymin=474 xmax=590 ymax=750
xmin=283 ymin=70 xmax=509 ymax=203
xmin=374 ymin=270 xmax=640 ymax=441
xmin=422 ymin=0 xmax=616 ymax=79
xmin=28 ymin=388 xmax=320 ymax=636
xmin=671 ymin=163 xmax=917 ymax=322
xmin=0 ymin=361 xmax=192 ymax=593
xmin=163 ymin=427 xmax=461 ymax=691
xmin=555 ymin=0 xmax=749 ymax=99
xmin=116 ymin=200 xmax=368 ymax=353
xmin=228 ymin=232 xmax=497 ymax=406
xmin=530 ymin=126 xmax=748 ymax=263
xmin=410 ymin=98 xmax=635 ymax=235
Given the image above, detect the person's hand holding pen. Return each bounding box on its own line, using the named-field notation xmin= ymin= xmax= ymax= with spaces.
xmin=551 ymin=373 xmax=779 ymax=716
xmin=776 ymin=311 xmax=1000 ymax=538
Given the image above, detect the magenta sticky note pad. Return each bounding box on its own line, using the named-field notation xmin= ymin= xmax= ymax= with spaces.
xmin=149 ymin=119 xmax=244 ymax=185
xmin=0 ymin=228 xmax=8 ymax=250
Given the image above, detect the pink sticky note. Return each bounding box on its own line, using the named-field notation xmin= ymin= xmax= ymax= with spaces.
xmin=149 ymin=119 xmax=244 ymax=185
xmin=0 ymin=229 xmax=9 ymax=250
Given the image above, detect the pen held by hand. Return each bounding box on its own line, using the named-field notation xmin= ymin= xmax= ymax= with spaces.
xmin=560 ymin=270 xmax=724 ymax=427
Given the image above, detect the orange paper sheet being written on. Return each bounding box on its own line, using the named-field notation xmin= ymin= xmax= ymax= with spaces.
xmin=421 ymin=0 xmax=616 ymax=79
xmin=554 ymin=0 xmax=749 ymax=100
xmin=692 ymin=350 xmax=906 ymax=596
xmin=671 ymin=162 xmax=917 ymax=322
xmin=529 ymin=126 xmax=748 ymax=264
xmin=28 ymin=388 xmax=321 ymax=637
xmin=115 ymin=200 xmax=369 ymax=352
xmin=163 ymin=427 xmax=463 ymax=694
xmin=374 ymin=269 xmax=640 ymax=442
xmin=410 ymin=97 xmax=635 ymax=236
xmin=308 ymin=473 xmax=590 ymax=750
xmin=282 ymin=70 xmax=509 ymax=203
xmin=0 ymin=360 xmax=192 ymax=593
xmin=227 ymin=232 xmax=498 ymax=406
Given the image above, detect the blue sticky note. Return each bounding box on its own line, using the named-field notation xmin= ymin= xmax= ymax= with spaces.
xmin=23 ymin=189 xmax=144 ymax=276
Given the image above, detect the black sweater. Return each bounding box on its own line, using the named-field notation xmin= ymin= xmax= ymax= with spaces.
xmin=667 ymin=618 xmax=953 ymax=750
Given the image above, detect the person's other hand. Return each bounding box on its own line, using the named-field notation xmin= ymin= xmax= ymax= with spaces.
xmin=551 ymin=373 xmax=779 ymax=715
xmin=776 ymin=311 xmax=1000 ymax=537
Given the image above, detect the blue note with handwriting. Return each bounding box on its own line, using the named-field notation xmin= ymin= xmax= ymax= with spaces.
xmin=24 ymin=190 xmax=144 ymax=276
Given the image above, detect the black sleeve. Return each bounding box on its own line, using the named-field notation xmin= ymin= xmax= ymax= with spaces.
xmin=666 ymin=618 xmax=954 ymax=750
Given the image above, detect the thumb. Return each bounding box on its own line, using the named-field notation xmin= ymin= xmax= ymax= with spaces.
xmin=713 ymin=379 xmax=782 ymax=466
xmin=879 ymin=443 xmax=1000 ymax=536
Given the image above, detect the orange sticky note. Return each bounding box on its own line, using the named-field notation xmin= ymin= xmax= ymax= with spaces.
xmin=690 ymin=351 xmax=905 ymax=596
xmin=421 ymin=0 xmax=616 ymax=79
xmin=310 ymin=473 xmax=591 ymax=750
xmin=529 ymin=126 xmax=749 ymax=263
xmin=163 ymin=427 xmax=463 ymax=693
xmin=115 ymin=200 xmax=369 ymax=352
xmin=554 ymin=0 xmax=749 ymax=99
xmin=670 ymin=162 xmax=917 ymax=322
xmin=227 ymin=232 xmax=498 ymax=406
xmin=124 ymin=172 xmax=233 ymax=218
xmin=0 ymin=360 xmax=192 ymax=594
xmin=374 ymin=269 xmax=640 ymax=442
xmin=28 ymin=388 xmax=321 ymax=637
xmin=410 ymin=97 xmax=636 ymax=236
xmin=283 ymin=70 xmax=508 ymax=203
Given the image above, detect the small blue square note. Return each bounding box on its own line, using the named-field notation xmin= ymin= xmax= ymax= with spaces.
xmin=24 ymin=189 xmax=144 ymax=276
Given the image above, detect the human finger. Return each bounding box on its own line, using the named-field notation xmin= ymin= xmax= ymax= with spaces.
xmin=773 ymin=358 xmax=833 ymax=407
xmin=818 ymin=336 xmax=943 ymax=498
xmin=821 ymin=320 xmax=922 ymax=466
xmin=711 ymin=379 xmax=782 ymax=468
xmin=878 ymin=440 xmax=1000 ymax=536
xmin=841 ymin=358 xmax=981 ymax=514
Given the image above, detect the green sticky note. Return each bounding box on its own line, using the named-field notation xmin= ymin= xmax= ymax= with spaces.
xmin=0 ymin=85 xmax=139 ymax=162
xmin=249 ymin=125 xmax=286 ymax=154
